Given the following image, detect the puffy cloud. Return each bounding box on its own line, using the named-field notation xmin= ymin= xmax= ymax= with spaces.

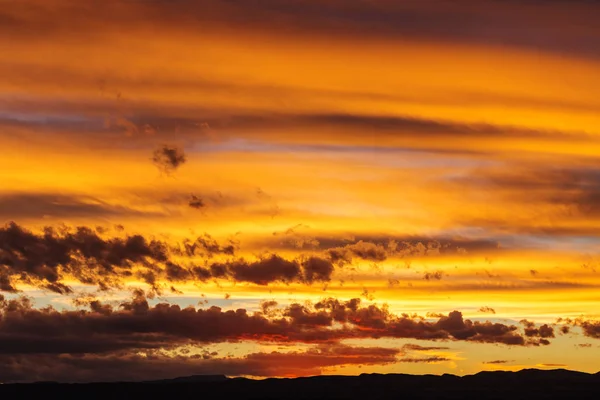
xmin=435 ymin=311 xmax=527 ymax=345
xmin=0 ymin=222 xmax=340 ymax=293
xmin=520 ymin=320 xmax=555 ymax=345
xmin=521 ymin=320 xmax=555 ymax=338
xmin=217 ymin=255 xmax=301 ymax=285
xmin=0 ymin=293 xmax=543 ymax=357
xmin=581 ymin=322 xmax=600 ymax=339
xmin=573 ymin=320 xmax=600 ymax=339
xmin=302 ymin=257 xmax=336 ymax=283
xmin=205 ymin=255 xmax=335 ymax=285
xmin=555 ymin=317 xmax=600 ymax=339
xmin=0 ymin=222 xmax=168 ymax=292
xmin=152 ymin=145 xmax=186 ymax=174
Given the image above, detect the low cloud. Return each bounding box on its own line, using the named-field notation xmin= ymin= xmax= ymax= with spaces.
xmin=0 ymin=344 xmax=402 ymax=383
xmin=560 ymin=318 xmax=600 ymax=339
xmin=520 ymin=320 xmax=554 ymax=345
xmin=0 ymin=293 xmax=547 ymax=358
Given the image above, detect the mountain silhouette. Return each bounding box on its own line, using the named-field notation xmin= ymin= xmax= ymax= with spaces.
xmin=2 ymin=369 xmax=600 ymax=399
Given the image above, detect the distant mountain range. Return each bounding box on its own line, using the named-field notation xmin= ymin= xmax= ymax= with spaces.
xmin=3 ymin=369 xmax=600 ymax=399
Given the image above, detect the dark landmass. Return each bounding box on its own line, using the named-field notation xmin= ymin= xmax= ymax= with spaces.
xmin=2 ymin=369 xmax=600 ymax=399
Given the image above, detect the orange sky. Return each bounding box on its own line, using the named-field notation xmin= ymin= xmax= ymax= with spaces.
xmin=1 ymin=0 xmax=600 ymax=383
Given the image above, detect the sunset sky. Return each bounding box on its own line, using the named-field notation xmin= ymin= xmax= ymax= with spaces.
xmin=2 ymin=0 xmax=600 ymax=383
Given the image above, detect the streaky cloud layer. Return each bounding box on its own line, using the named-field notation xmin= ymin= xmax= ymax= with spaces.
xmin=2 ymin=0 xmax=600 ymax=381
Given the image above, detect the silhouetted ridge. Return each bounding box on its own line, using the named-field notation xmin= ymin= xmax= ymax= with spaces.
xmin=144 ymin=375 xmax=229 ymax=383
xmin=3 ymin=369 xmax=600 ymax=399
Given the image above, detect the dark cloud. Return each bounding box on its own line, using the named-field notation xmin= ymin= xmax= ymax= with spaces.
xmin=218 ymin=113 xmax=589 ymax=145
xmin=4 ymin=0 xmax=600 ymax=59
xmin=0 ymin=193 xmax=160 ymax=220
xmin=0 ymin=222 xmax=339 ymax=293
xmin=0 ymin=273 xmax=17 ymax=292
xmin=0 ymin=222 xmax=236 ymax=293
xmin=310 ymin=298 xmax=536 ymax=345
xmin=577 ymin=320 xmax=600 ymax=339
xmin=520 ymin=320 xmax=555 ymax=344
xmin=188 ymin=194 xmax=205 ymax=209
xmin=302 ymin=257 xmax=335 ymax=283
xmin=434 ymin=311 xmax=528 ymax=345
xmin=164 ymin=261 xmax=192 ymax=282
xmin=462 ymin=166 xmax=600 ymax=201
xmin=0 ymin=222 xmax=168 ymax=292
xmin=206 ymin=255 xmax=335 ymax=285
xmin=454 ymin=166 xmax=600 ymax=227
xmin=152 ymin=145 xmax=186 ymax=174
xmin=214 ymin=256 xmax=301 ymax=285
xmin=423 ymin=271 xmax=444 ymax=281
xmin=478 ymin=306 xmax=496 ymax=314
xmin=483 ymin=360 xmax=512 ymax=364
xmin=0 ymin=293 xmax=544 ymax=358
xmin=0 ymin=344 xmax=401 ymax=383
xmin=3 ymin=99 xmax=595 ymax=158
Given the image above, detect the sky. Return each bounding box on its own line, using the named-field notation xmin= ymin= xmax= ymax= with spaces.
xmin=1 ymin=0 xmax=600 ymax=383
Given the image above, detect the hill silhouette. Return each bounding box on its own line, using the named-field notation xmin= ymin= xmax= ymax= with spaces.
xmin=2 ymin=369 xmax=600 ymax=399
